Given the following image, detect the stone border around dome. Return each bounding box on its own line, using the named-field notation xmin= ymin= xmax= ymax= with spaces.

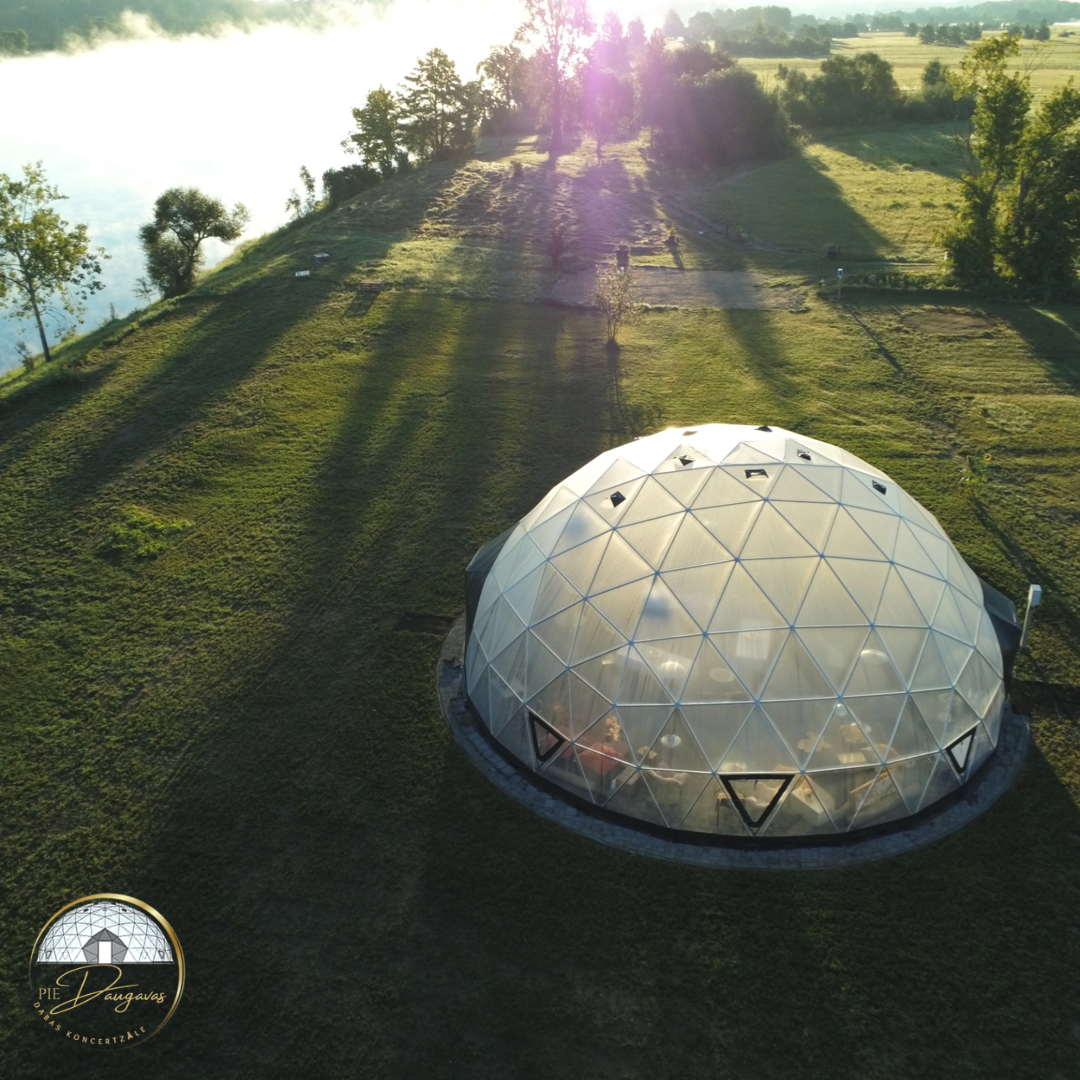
xmin=438 ymin=614 xmax=1030 ymax=869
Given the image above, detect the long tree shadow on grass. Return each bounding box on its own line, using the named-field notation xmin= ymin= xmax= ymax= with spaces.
xmin=999 ymin=303 xmax=1080 ymax=395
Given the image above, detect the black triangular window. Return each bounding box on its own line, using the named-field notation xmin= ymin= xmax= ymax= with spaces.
xmin=719 ymin=774 xmax=793 ymax=829
xmin=946 ymin=728 xmax=977 ymax=775
xmin=529 ymin=710 xmax=567 ymax=765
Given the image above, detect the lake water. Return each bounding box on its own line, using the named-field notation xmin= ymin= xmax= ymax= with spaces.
xmin=0 ymin=1 xmax=540 ymax=372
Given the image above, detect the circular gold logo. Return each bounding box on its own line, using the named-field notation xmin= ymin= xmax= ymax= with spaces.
xmin=28 ymin=894 xmax=184 ymax=1049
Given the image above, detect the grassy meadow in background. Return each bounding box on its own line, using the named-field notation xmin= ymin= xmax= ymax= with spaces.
xmin=1 ymin=28 xmax=1080 ymax=1080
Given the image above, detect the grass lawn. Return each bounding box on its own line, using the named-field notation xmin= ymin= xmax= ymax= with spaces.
xmin=1 ymin=110 xmax=1080 ymax=1077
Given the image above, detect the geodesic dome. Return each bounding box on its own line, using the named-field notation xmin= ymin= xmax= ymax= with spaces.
xmin=464 ymin=424 xmax=1014 ymax=840
xmin=37 ymin=900 xmax=173 ymax=964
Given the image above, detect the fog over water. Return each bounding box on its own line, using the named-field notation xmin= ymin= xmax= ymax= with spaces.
xmin=0 ymin=0 xmax=546 ymax=371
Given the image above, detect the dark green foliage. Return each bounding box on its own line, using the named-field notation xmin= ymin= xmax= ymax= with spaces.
xmin=780 ymin=52 xmax=900 ymax=128
xmin=343 ymin=86 xmax=402 ymax=178
xmin=139 ymin=187 xmax=249 ymax=299
xmin=320 ymin=164 xmax=381 ymax=209
xmin=399 ymin=49 xmax=485 ymax=162
xmin=942 ymin=33 xmax=1080 ymax=294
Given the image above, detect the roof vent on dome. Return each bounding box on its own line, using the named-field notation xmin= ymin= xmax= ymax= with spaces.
xmin=756 ymin=425 xmax=772 ymax=432
xmin=744 ymin=468 xmax=768 ymax=479
xmin=873 ymin=481 xmax=887 ymax=494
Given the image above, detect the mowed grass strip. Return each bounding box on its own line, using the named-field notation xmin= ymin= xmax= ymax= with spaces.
xmin=1 ymin=134 xmax=1079 ymax=1076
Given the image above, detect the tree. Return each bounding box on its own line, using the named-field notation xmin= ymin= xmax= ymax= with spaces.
xmin=343 ymin=86 xmax=401 ymax=177
xmin=399 ymin=48 xmax=483 ymax=161
xmin=581 ymin=64 xmax=634 ymax=157
xmin=0 ymin=161 xmax=106 ymax=363
xmin=591 ymin=264 xmax=642 ymax=343
xmin=516 ymin=0 xmax=595 ymax=152
xmin=943 ymin=32 xmax=1080 ymax=292
xmin=662 ymin=10 xmax=685 ymax=39
xmin=139 ymin=187 xmax=249 ymax=299
xmin=285 ymin=165 xmax=317 ymax=220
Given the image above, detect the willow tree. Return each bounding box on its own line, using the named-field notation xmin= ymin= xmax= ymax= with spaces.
xmin=0 ymin=162 xmax=106 ymax=363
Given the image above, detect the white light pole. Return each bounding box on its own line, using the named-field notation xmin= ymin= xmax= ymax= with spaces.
xmin=1020 ymin=584 xmax=1043 ymax=648
xmin=836 ymin=267 xmax=843 ymax=301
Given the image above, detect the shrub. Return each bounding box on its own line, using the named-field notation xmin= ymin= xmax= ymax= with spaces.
xmin=105 ymin=506 xmax=193 ymax=559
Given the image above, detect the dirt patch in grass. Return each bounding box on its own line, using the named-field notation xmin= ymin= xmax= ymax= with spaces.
xmin=901 ymin=309 xmax=993 ymax=335
xmin=552 ymin=266 xmax=806 ymax=310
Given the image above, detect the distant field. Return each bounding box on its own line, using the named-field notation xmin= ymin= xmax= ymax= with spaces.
xmin=2 ymin=106 xmax=1079 ymax=1077
xmin=741 ymin=29 xmax=1080 ymax=99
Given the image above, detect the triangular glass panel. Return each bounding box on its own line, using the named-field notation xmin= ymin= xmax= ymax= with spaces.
xmin=647 ymin=709 xmax=713 ymax=775
xmin=576 ymin=744 xmax=626 ymax=802
xmin=849 ymin=769 xmax=908 ymax=831
xmin=839 ymin=469 xmax=888 ymax=512
xmin=570 ymin=603 xmax=629 ymax=665
xmin=551 ymin=500 xmax=613 ymax=557
xmin=829 ymin=558 xmax=891 ymax=623
xmin=708 ymin=565 xmax=788 ymax=632
xmin=806 ymin=765 xmax=882 ymax=831
xmin=772 ymin=500 xmax=839 ymax=552
xmin=567 ymin=671 xmax=613 ymax=737
xmin=680 ymin=777 xmax=749 ymax=836
xmin=660 ymin=512 xmax=734 ymax=573
xmin=843 ymin=631 xmax=905 ymax=696
xmin=882 ymin=697 xmax=939 ymax=761
xmin=588 ymin=578 xmax=651 ymax=636
xmin=602 ymin=768 xmax=669 ymax=826
xmin=800 ymin=464 xmax=845 ymax=500
xmin=722 ymin=442 xmax=782 ymax=466
xmin=490 ymin=532 xmax=525 ymax=590
xmin=892 ymin=522 xmax=945 ymax=580
xmin=887 ymin=754 xmax=937 ymax=813
xmin=739 ymin=503 xmax=818 ymax=559
xmin=796 ymin=626 xmax=869 ymax=694
xmin=975 ymin=611 xmax=1005 ymax=678
xmin=490 ymin=634 xmax=529 ymax=699
xmin=648 ymin=770 xmax=714 ymax=829
xmin=895 ymin=487 xmax=941 ymax=534
xmin=653 ymin=464 xmax=713 ymax=509
xmin=720 ymin=774 xmax=793 ymax=829
xmin=498 ymin=708 xmax=535 ymax=768
xmin=488 ymin=596 xmax=527 ymax=660
xmin=941 ymin=694 xmax=982 ymax=749
xmin=530 ymin=604 xmax=581 ymax=664
xmin=918 ymin=752 xmax=961 ymax=811
xmin=711 ymin=630 xmax=789 ymax=697
xmin=932 ymin=631 xmax=974 ymax=683
xmin=636 ymin=636 xmax=702 ymax=699
xmin=633 ymin=577 xmax=703 ymax=641
xmin=824 ymin=507 xmax=886 ymax=560
xmin=691 ymin=467 xmax=763 ymax=510
xmin=617 ymin=704 xmax=676 ymax=764
xmin=528 ymin=670 xmax=572 ymax=736
xmin=618 ymin=646 xmax=679 ymax=704
xmin=467 ymin=664 xmax=493 ymax=729
xmin=679 ymin=642 xmax=753 ymax=704
xmin=583 ymin=457 xmax=647 ymax=498
xmin=533 ymin=563 xmax=584 ymax=622
xmin=759 ymin=632 xmax=835 ymax=700
xmin=616 ymin=476 xmax=686 ymax=527
xmin=874 ymin=570 xmax=928 ymax=629
xmin=759 ymin=697 xmax=837 ymax=768
xmin=768 ymin=466 xmax=838 ymax=505
xmin=952 ymin=590 xmax=986 ymax=646
xmin=679 ymin=702 xmax=756 ymax=768
xmin=586 ymin=531 xmax=654 ymax=596
xmin=847 ymin=507 xmax=901 ymax=560
xmin=742 ymin=556 xmax=819 ymax=623
xmin=503 ymin=533 xmax=547 ymax=590
xmin=528 ymin=709 xmax=567 ymax=765
xmin=660 ymin=564 xmax=734 ymax=630
xmin=618 ymin=514 xmax=684 ymax=570
xmin=955 ymin=652 xmax=1000 ymax=717
xmin=844 ymin=693 xmax=906 ymax=758
xmin=571 ymin=646 xmax=628 ymax=701
xmin=946 ymin=545 xmax=981 ymax=600
xmin=934 ymin=587 xmax=975 ymax=646
xmin=911 ymin=688 xmax=955 ymax=746
xmin=719 ymin=705 xmax=799 ymax=772
xmin=523 ymin=633 xmax=569 ymax=702
xmin=968 ymin=721 xmax=995 ymax=774
xmin=807 ymin=702 xmax=880 ymax=771
xmin=549 ymin=533 xmax=611 ymax=596
xmin=575 ymin=711 xmax=635 ymax=764
xmin=914 ymin=527 xmax=950 ymax=578
xmin=527 ymin=503 xmax=577 ymax=558
xmin=795 ymin=562 xmax=869 ymax=628
xmin=502 ymin=562 xmax=548 ymax=625
xmin=909 ymin=632 xmax=952 ymax=691
xmin=875 ymin=626 xmax=929 ymax=684
xmin=945 ymin=726 xmax=976 ymax=775
xmin=760 ymin=775 xmax=835 ymax=836
xmin=693 ymin=502 xmax=765 ymax=559
xmin=585 ymin=476 xmax=648 ymax=524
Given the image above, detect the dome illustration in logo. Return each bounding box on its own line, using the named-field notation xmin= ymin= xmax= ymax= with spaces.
xmin=36 ymin=899 xmax=173 ymax=965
